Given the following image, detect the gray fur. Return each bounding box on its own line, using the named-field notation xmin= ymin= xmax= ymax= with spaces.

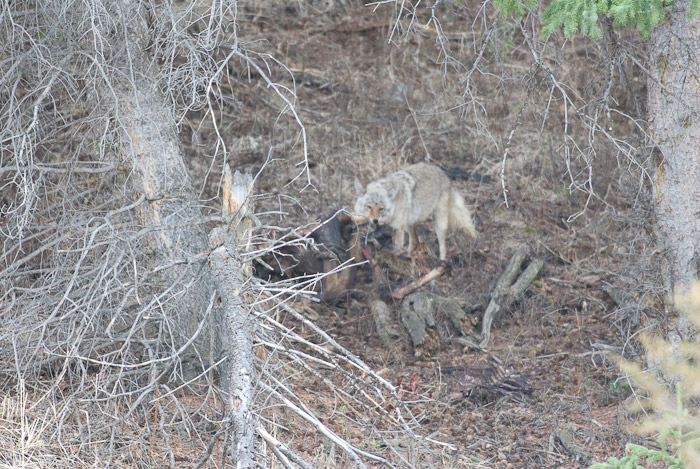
xmin=354 ymin=163 xmax=476 ymax=260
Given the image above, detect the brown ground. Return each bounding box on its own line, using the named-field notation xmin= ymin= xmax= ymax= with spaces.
xmin=178 ymin=2 xmax=661 ymax=467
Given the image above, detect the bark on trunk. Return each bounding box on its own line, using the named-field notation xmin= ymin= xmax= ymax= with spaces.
xmin=209 ymin=169 xmax=257 ymax=467
xmin=209 ymin=245 xmax=256 ymax=467
xmin=115 ymin=0 xmax=222 ymax=376
xmin=648 ymin=0 xmax=700 ymax=294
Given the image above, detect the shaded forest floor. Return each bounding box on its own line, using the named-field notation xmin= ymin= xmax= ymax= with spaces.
xmin=179 ymin=2 xmax=661 ymax=467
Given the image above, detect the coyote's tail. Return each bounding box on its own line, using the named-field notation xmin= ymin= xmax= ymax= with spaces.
xmin=448 ymin=189 xmax=477 ymax=239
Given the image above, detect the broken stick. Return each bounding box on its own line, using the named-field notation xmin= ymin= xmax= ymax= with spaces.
xmin=391 ymin=266 xmax=447 ymax=301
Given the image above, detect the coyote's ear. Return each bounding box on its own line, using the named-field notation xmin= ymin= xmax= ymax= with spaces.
xmin=354 ymin=178 xmax=366 ymax=194
xmin=388 ymin=185 xmax=399 ymax=199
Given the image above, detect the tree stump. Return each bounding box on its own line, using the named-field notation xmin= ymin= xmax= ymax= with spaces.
xmin=400 ymin=292 xmax=440 ymax=357
xmin=208 ymin=166 xmax=257 ymax=468
xmin=370 ymin=300 xmax=401 ymax=349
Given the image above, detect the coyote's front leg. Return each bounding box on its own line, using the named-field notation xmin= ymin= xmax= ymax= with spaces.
xmin=393 ymin=229 xmax=405 ymax=256
xmin=406 ymin=225 xmax=419 ymax=255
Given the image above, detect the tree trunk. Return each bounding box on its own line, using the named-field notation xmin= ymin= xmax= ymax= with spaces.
xmin=209 ymin=169 xmax=257 ymax=468
xmin=115 ymin=0 xmax=222 ymax=376
xmin=648 ymin=0 xmax=700 ymax=295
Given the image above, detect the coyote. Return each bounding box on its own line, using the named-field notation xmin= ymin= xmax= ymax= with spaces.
xmin=354 ymin=163 xmax=476 ymax=261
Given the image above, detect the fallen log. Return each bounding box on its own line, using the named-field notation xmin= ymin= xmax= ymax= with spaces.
xmin=475 ymin=247 xmax=544 ymax=348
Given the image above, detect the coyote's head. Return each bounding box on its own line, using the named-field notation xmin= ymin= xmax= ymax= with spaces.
xmin=354 ymin=179 xmax=398 ymax=226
